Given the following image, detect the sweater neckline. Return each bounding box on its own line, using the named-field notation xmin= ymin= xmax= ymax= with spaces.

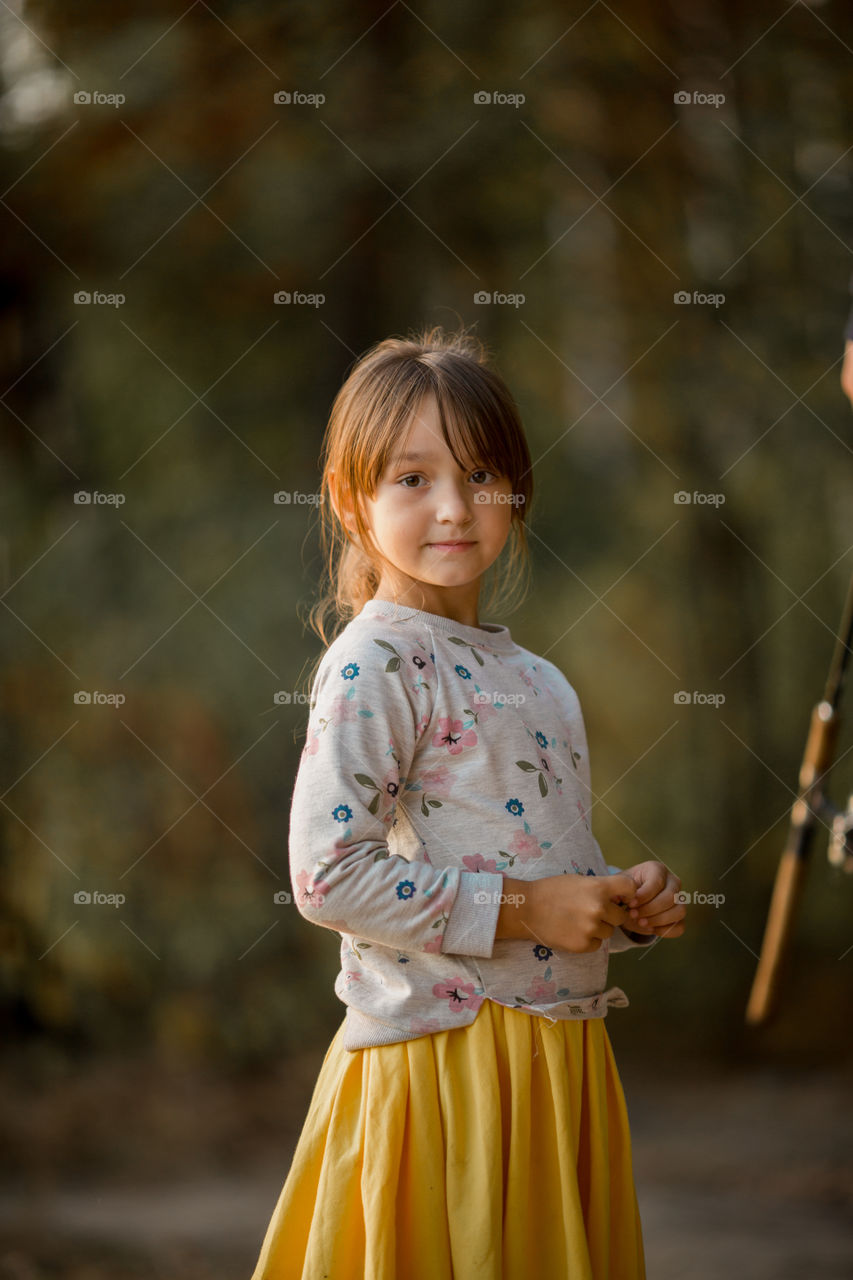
xmin=359 ymin=597 xmax=518 ymax=653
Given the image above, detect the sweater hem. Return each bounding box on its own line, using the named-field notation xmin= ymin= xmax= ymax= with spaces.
xmin=340 ymin=986 xmax=630 ymax=1050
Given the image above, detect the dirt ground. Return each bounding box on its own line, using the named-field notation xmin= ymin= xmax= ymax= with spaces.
xmin=1 ymin=1043 xmax=852 ymax=1279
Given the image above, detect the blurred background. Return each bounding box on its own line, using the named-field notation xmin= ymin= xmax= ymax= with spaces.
xmin=1 ymin=1 xmax=852 ymax=1276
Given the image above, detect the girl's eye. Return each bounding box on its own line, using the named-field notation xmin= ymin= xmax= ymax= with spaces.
xmin=396 ymin=469 xmax=498 ymax=488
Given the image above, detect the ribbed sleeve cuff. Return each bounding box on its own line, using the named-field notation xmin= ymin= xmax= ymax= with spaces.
xmin=610 ymin=925 xmax=657 ymax=951
xmin=441 ymin=871 xmax=504 ymax=958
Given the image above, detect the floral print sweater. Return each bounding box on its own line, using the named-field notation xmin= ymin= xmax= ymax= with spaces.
xmin=290 ymin=597 xmax=654 ymax=1050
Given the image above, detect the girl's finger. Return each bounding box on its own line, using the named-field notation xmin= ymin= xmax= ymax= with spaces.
xmin=628 ymin=894 xmax=667 ymax=922
xmin=637 ymin=903 xmax=687 ymax=928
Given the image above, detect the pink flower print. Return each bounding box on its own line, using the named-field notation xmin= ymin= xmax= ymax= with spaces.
xmin=343 ymin=970 xmax=361 ymax=984
xmin=432 ymin=976 xmax=484 ymax=1013
xmin=409 ymin=1017 xmax=443 ymax=1035
xmin=508 ymin=829 xmax=543 ymax=863
xmin=576 ymin=799 xmax=590 ymax=831
xmin=293 ymin=867 xmax=327 ymax=909
xmin=329 ymin=693 xmax=360 ymax=724
xmin=423 ymin=935 xmax=443 ymax=953
xmin=415 ymin=712 xmax=431 ymax=739
xmin=419 ymin=765 xmax=455 ymax=799
xmin=525 ymin=975 xmax=558 ymax=1004
xmin=462 ymin=852 xmax=498 ymax=873
xmin=303 ymin=729 xmax=321 ymax=756
xmin=432 ymin=717 xmax=478 ymax=756
xmin=472 ymin=697 xmax=497 ymax=722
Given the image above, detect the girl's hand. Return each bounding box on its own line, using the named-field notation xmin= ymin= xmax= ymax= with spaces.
xmin=620 ymin=860 xmax=686 ymax=939
xmin=500 ymin=872 xmax=642 ymax=953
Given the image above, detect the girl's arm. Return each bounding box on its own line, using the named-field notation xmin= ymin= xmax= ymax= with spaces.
xmin=288 ymin=629 xmax=505 ymax=957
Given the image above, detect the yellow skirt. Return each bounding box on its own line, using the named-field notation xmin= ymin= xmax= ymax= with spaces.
xmin=251 ymin=999 xmax=646 ymax=1280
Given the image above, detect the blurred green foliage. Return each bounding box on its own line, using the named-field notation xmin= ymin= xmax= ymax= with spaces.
xmin=1 ymin=0 xmax=852 ymax=1066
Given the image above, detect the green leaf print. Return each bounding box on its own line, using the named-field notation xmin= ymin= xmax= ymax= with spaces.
xmin=516 ymin=757 xmax=561 ymax=797
xmin=372 ymin=638 xmax=402 ymax=672
xmin=447 ymin=636 xmax=485 ymax=666
xmin=354 ymin=772 xmax=382 ymax=815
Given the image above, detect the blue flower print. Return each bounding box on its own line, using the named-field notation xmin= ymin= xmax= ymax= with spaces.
xmin=332 ymin=803 xmax=353 ymax=823
xmin=533 ymin=944 xmax=554 ymax=962
xmin=535 ymin=730 xmax=549 ymax=749
xmin=341 ymin=662 xmax=360 ymax=681
xmin=455 ymin=664 xmax=472 ymax=680
xmin=505 ymin=798 xmax=525 ymax=817
xmin=396 ymin=879 xmax=416 ymax=901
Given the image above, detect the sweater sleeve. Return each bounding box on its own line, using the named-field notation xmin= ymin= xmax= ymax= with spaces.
xmin=288 ymin=626 xmax=505 ymax=957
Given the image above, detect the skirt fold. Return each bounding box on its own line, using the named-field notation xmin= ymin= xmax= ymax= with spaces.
xmin=251 ymin=1000 xmax=646 ymax=1280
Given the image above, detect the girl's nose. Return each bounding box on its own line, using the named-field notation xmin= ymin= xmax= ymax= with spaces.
xmin=434 ymin=481 xmax=473 ymax=523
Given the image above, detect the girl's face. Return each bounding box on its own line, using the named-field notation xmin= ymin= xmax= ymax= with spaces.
xmin=356 ymin=392 xmax=516 ymax=624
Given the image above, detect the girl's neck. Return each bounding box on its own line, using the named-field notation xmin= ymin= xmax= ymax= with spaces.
xmin=372 ymin=577 xmax=482 ymax=630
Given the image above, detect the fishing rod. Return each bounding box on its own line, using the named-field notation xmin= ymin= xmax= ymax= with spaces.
xmin=745 ymin=571 xmax=853 ymax=1026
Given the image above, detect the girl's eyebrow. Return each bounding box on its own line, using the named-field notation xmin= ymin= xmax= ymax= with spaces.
xmin=388 ymin=451 xmax=435 ymax=464
xmin=389 ymin=451 xmax=492 ymax=467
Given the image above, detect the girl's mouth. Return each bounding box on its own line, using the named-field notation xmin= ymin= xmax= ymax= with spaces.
xmin=428 ymin=541 xmax=476 ymax=551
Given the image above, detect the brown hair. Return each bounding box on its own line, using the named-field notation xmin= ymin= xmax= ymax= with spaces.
xmin=301 ymin=324 xmax=534 ymax=659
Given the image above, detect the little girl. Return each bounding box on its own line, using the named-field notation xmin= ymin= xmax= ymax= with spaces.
xmin=252 ymin=326 xmax=686 ymax=1279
